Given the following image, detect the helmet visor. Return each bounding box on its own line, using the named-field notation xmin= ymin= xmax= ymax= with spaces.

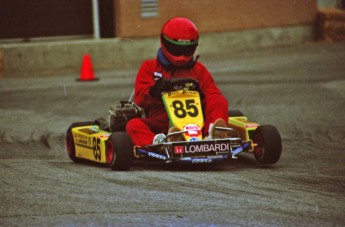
xmin=162 ymin=34 xmax=198 ymax=57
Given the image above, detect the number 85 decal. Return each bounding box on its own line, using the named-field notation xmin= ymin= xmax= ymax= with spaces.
xmin=172 ymin=99 xmax=199 ymax=118
xmin=93 ymin=137 xmax=101 ymax=161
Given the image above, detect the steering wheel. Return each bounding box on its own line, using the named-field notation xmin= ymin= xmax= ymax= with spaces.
xmin=168 ymin=78 xmax=200 ymax=92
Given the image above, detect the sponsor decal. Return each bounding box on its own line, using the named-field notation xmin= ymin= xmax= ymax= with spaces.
xmin=75 ymin=134 xmax=90 ymax=148
xmin=183 ymin=124 xmax=201 ymax=137
xmin=178 ymin=39 xmax=191 ymax=43
xmin=148 ymin=152 xmax=167 ymax=160
xmin=192 ymin=158 xmax=212 ymax=164
xmin=76 ymin=139 xmax=88 ymax=146
xmin=185 ymin=143 xmax=230 ymax=154
xmin=153 ymin=134 xmax=166 ymax=144
xmin=232 ymin=146 xmax=243 ymax=156
xmin=76 ymin=134 xmax=87 ymax=139
xmin=232 ymin=142 xmax=250 ymax=156
xmin=75 ymin=136 xmax=103 ymax=161
xmin=153 ymin=72 xmax=163 ymax=79
xmin=174 ymin=146 xmax=184 ymax=154
xmin=172 ymin=141 xmax=231 ymax=156
xmin=189 ymin=137 xmax=200 ymax=142
xmin=75 ymin=139 xmax=93 ymax=150
xmin=78 ymin=128 xmax=98 ymax=135
xmin=167 ymin=91 xmax=179 ymax=97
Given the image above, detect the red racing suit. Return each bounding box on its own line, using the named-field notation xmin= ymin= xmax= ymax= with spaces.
xmin=126 ymin=57 xmax=229 ymax=147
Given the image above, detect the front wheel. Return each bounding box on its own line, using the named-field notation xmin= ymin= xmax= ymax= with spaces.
xmin=253 ymin=125 xmax=282 ymax=164
xmin=106 ymin=132 xmax=134 ymax=171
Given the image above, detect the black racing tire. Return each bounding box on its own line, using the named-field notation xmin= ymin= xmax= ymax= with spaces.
xmin=106 ymin=132 xmax=134 ymax=171
xmin=228 ymin=110 xmax=244 ymax=117
xmin=253 ymin=125 xmax=282 ymax=164
xmin=66 ymin=121 xmax=95 ymax=162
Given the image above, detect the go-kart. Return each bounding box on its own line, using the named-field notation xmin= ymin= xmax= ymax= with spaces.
xmin=66 ymin=78 xmax=282 ymax=171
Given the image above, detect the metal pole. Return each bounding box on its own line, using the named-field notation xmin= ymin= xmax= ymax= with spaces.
xmin=92 ymin=0 xmax=100 ymax=39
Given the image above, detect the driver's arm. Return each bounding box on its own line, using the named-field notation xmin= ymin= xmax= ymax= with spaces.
xmin=134 ymin=61 xmax=162 ymax=109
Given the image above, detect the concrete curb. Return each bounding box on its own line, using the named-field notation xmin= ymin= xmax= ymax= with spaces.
xmin=0 ymin=25 xmax=314 ymax=77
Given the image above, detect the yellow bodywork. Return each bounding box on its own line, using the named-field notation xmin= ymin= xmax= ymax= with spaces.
xmin=228 ymin=116 xmax=259 ymax=152
xmin=163 ymin=90 xmax=204 ymax=141
xmin=72 ymin=125 xmax=110 ymax=163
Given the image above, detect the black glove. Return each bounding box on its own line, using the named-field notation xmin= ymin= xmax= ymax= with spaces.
xmin=149 ymin=78 xmax=169 ymax=99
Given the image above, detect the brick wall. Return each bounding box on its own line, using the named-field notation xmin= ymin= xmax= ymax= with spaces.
xmin=317 ymin=8 xmax=345 ymax=41
xmin=115 ymin=0 xmax=318 ymax=38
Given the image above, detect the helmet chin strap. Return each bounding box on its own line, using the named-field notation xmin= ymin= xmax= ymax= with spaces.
xmin=157 ymin=48 xmax=199 ymax=70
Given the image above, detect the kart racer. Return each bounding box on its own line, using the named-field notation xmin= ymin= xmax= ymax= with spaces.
xmin=126 ymin=17 xmax=229 ymax=147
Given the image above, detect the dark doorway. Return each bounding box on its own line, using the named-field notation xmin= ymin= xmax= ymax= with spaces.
xmin=98 ymin=0 xmax=116 ymax=38
xmin=0 ymin=0 xmax=93 ymax=40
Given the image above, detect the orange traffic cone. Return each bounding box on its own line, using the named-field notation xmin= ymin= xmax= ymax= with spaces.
xmin=77 ymin=54 xmax=99 ymax=81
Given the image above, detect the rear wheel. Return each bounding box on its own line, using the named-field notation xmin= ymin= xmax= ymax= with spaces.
xmin=253 ymin=125 xmax=282 ymax=164
xmin=66 ymin=121 xmax=95 ymax=162
xmin=106 ymin=132 xmax=134 ymax=171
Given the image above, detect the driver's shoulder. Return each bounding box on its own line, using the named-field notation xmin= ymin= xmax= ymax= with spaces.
xmin=140 ymin=58 xmax=158 ymax=68
xmin=192 ymin=60 xmax=208 ymax=71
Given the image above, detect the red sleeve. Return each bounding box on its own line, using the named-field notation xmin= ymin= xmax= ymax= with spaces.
xmin=134 ymin=60 xmax=157 ymax=109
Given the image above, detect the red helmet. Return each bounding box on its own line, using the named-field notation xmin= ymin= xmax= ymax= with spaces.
xmin=160 ymin=18 xmax=199 ymax=67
